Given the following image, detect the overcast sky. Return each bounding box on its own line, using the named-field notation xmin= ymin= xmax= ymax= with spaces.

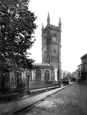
xmin=29 ymin=0 xmax=87 ymax=72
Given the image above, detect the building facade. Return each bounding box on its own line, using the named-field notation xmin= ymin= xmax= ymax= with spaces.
xmin=42 ymin=13 xmax=61 ymax=81
xmin=32 ymin=63 xmax=54 ymax=81
xmin=80 ymin=53 xmax=87 ymax=80
xmin=77 ymin=64 xmax=82 ymax=80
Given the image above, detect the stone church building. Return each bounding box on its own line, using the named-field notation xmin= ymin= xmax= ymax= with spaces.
xmin=0 ymin=13 xmax=62 ymax=90
xmin=30 ymin=13 xmax=62 ymax=83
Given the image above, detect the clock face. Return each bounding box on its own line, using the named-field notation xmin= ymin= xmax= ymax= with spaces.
xmin=52 ymin=37 xmax=56 ymax=42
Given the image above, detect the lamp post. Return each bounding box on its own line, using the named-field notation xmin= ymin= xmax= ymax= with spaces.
xmin=84 ymin=62 xmax=87 ymax=80
xmin=85 ymin=63 xmax=87 ymax=80
xmin=81 ymin=64 xmax=84 ymax=80
xmin=84 ymin=62 xmax=85 ymax=81
xmin=26 ymin=70 xmax=31 ymax=94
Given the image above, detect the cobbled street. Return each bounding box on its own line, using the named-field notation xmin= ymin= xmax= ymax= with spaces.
xmin=17 ymin=83 xmax=87 ymax=115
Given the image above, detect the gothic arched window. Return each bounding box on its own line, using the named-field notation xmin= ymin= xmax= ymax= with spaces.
xmin=44 ymin=70 xmax=50 ymax=81
xmin=36 ymin=70 xmax=41 ymax=81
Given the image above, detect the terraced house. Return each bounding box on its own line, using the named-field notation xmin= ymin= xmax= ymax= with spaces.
xmin=80 ymin=53 xmax=87 ymax=80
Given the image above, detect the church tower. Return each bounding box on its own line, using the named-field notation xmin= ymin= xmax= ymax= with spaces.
xmin=42 ymin=13 xmax=62 ymax=81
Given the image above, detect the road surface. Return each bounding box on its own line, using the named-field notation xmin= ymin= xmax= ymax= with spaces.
xmin=17 ymin=83 xmax=87 ymax=115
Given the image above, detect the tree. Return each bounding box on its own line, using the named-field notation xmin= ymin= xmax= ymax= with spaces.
xmin=0 ymin=0 xmax=37 ymax=91
xmin=0 ymin=0 xmax=37 ymax=70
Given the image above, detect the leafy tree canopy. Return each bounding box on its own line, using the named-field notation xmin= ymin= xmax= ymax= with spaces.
xmin=0 ymin=0 xmax=37 ymax=70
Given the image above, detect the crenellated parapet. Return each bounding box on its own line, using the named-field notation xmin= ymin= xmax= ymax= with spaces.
xmin=49 ymin=24 xmax=59 ymax=31
xmin=42 ymin=25 xmax=59 ymax=35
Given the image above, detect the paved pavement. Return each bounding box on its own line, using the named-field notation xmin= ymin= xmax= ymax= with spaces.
xmin=18 ymin=83 xmax=87 ymax=115
xmin=0 ymin=85 xmax=60 ymax=103
xmin=0 ymin=84 xmax=70 ymax=115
